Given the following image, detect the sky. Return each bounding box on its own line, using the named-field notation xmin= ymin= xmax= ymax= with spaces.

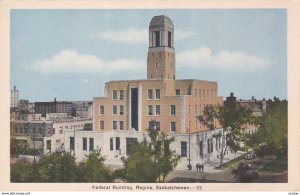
xmin=10 ymin=9 xmax=287 ymax=102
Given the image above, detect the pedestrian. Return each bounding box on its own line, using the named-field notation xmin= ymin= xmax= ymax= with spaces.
xmin=202 ymin=164 xmax=205 ymax=173
xmin=196 ymin=163 xmax=199 ymax=172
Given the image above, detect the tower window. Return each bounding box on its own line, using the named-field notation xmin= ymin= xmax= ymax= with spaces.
xmin=155 ymin=31 xmax=160 ymax=47
xmin=168 ymin=31 xmax=172 ymax=47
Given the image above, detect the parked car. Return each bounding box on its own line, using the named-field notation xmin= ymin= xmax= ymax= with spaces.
xmin=245 ymin=151 xmax=256 ymax=160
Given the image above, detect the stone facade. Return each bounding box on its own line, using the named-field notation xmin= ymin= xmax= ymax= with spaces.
xmin=66 ymin=15 xmax=228 ymax=171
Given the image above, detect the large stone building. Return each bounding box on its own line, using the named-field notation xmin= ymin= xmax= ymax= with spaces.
xmin=65 ymin=15 xmax=231 ymax=170
xmin=93 ymin=15 xmax=222 ymax=134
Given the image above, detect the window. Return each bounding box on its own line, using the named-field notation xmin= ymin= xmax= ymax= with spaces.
xmin=89 ymin=138 xmax=94 ymax=151
xmin=181 ymin=142 xmax=187 ymax=157
xmin=100 ymin=121 xmax=104 ymax=130
xmin=112 ymin=90 xmax=117 ymax=100
xmin=148 ymin=105 xmax=153 ymax=115
xmin=116 ymin=137 xmax=120 ymax=150
xmin=113 ymin=121 xmax=117 ymax=130
xmin=83 ymin=137 xmax=87 ymax=151
xmin=207 ymin=139 xmax=211 ymax=153
xmin=195 ymin=89 xmax=197 ymax=97
xmin=199 ymin=140 xmax=203 ymax=156
xmin=119 ymin=105 xmax=124 ymax=115
xmin=119 ymin=90 xmax=124 ymax=100
xmin=156 ymin=122 xmax=160 ymax=131
xmin=155 ymin=89 xmax=160 ymax=99
xmin=175 ymin=89 xmax=180 ymax=95
xmin=110 ymin=138 xmax=113 ymax=151
xmin=148 ymin=121 xmax=153 ymax=130
xmin=199 ymin=90 xmax=201 ymax=98
xmin=46 ymin=140 xmax=51 ymax=153
xmin=112 ymin=106 xmax=117 ymax=115
xmin=155 ymin=105 xmax=160 ymax=116
xmin=99 ymin=105 xmax=104 ymax=114
xmin=126 ymin=138 xmax=138 ymax=156
xmin=211 ymin=138 xmax=213 ymax=153
xmin=168 ymin=31 xmax=172 ymax=47
xmin=70 ymin=137 xmax=74 ymax=150
xmin=170 ymin=122 xmax=176 ymax=132
xmin=170 ymin=105 xmax=176 ymax=116
xmin=148 ymin=89 xmax=153 ymax=99
xmin=155 ymin=31 xmax=160 ymax=47
xmin=119 ymin=121 xmax=124 ymax=130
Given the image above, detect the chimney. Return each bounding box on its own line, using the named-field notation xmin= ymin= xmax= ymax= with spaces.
xmin=14 ymin=86 xmax=16 ymax=90
xmin=54 ymin=97 xmax=56 ymax=102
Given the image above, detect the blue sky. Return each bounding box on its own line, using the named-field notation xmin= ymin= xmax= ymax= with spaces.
xmin=10 ymin=9 xmax=287 ymax=102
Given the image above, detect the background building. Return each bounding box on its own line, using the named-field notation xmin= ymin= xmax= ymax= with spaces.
xmin=35 ymin=98 xmax=73 ymax=117
xmin=10 ymin=86 xmax=19 ymax=108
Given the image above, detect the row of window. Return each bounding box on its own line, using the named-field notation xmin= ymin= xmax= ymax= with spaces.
xmin=148 ymin=121 xmax=176 ymax=132
xmin=112 ymin=90 xmax=124 ymax=100
xmin=147 ymin=105 xmax=176 ymax=116
xmin=99 ymin=120 xmax=124 ymax=130
xmin=110 ymin=137 xmax=120 ymax=151
xmin=112 ymin=88 xmax=216 ymax=101
xmin=70 ymin=137 xmax=94 ymax=151
xmin=99 ymin=105 xmax=124 ymax=115
xmin=147 ymin=89 xmax=160 ymax=100
xmin=194 ymin=89 xmax=216 ymax=99
xmin=180 ymin=138 xmax=215 ymax=157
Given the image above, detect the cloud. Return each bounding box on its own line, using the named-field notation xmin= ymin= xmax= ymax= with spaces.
xmin=177 ymin=47 xmax=272 ymax=72
xmin=91 ymin=28 xmax=197 ymax=44
xmin=175 ymin=30 xmax=197 ymax=41
xmin=28 ymin=49 xmax=143 ymax=74
xmin=91 ymin=28 xmax=147 ymax=44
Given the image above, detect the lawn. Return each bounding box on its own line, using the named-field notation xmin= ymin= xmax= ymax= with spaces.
xmin=215 ymin=154 xmax=245 ymax=170
xmin=259 ymin=156 xmax=287 ymax=173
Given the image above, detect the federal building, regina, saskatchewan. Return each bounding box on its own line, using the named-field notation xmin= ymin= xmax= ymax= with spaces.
xmin=63 ymin=15 xmax=240 ymax=170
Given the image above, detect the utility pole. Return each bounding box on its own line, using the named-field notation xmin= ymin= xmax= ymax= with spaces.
xmin=188 ymin=122 xmax=191 ymax=170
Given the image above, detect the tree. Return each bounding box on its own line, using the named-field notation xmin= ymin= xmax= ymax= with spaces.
xmin=37 ymin=151 xmax=79 ymax=182
xmin=232 ymin=162 xmax=259 ymax=182
xmin=149 ymin=130 xmax=181 ymax=182
xmin=122 ymin=126 xmax=180 ymax=182
xmin=198 ymin=95 xmax=253 ymax=167
xmin=122 ymin=139 xmax=158 ymax=182
xmin=11 ymin=160 xmax=34 ymax=182
xmin=246 ymin=98 xmax=287 ymax=162
xmin=78 ymin=149 xmax=113 ymax=182
xmin=10 ymin=134 xmax=29 ymax=157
